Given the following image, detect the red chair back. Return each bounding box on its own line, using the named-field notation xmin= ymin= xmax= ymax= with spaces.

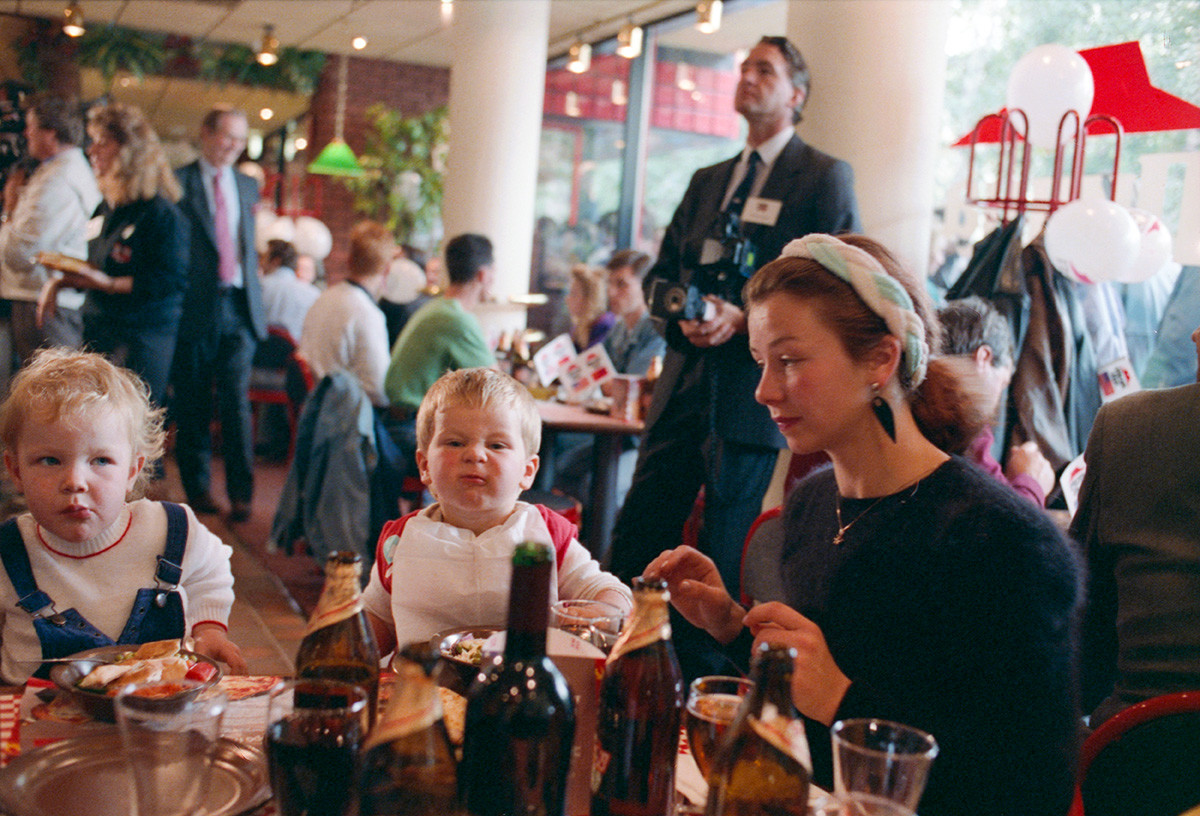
xmin=1069 ymin=691 xmax=1200 ymax=816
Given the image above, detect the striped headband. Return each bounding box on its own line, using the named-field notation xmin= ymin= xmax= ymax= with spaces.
xmin=780 ymin=234 xmax=929 ymax=385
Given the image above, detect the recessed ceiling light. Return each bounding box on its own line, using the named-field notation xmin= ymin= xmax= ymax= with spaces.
xmin=352 ymin=36 xmax=367 ymax=50
xmin=260 ymin=108 xmax=274 ymax=121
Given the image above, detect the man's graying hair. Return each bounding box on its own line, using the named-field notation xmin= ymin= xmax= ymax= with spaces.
xmin=758 ymin=36 xmax=810 ymax=124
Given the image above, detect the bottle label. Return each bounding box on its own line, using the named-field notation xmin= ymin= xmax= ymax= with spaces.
xmin=591 ymin=738 xmax=611 ymax=794
xmin=749 ymin=713 xmax=812 ymax=771
xmin=306 ymin=567 xmax=364 ymax=635
xmin=607 ymin=619 xmax=670 ymax=664
xmin=364 ymin=688 xmax=442 ymax=749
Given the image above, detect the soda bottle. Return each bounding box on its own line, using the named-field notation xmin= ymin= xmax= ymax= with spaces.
xmin=704 ymin=643 xmax=811 ymax=816
xmin=459 ymin=541 xmax=576 ymax=816
xmin=295 ymin=551 xmax=381 ymax=724
xmin=593 ymin=576 xmax=684 ymax=816
xmin=359 ymin=641 xmax=465 ymax=815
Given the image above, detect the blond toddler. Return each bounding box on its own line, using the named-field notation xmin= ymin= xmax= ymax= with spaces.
xmin=364 ymin=367 xmax=632 ymax=655
xmin=0 ymin=349 xmax=245 ymax=683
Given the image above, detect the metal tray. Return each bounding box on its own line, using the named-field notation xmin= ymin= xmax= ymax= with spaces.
xmin=0 ymin=733 xmax=270 ymax=816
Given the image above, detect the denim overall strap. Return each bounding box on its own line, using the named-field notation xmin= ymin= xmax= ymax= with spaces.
xmin=0 ymin=518 xmax=116 ymax=676
xmin=115 ymin=502 xmax=188 ymax=645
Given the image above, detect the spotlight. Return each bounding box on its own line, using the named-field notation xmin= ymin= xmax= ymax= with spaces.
xmin=695 ymin=0 xmax=722 ymax=34
xmin=567 ymin=39 xmax=591 ymax=74
xmin=257 ymin=24 xmax=279 ymax=66
xmin=62 ymin=2 xmax=85 ymax=37
xmin=616 ymin=20 xmax=643 ymax=59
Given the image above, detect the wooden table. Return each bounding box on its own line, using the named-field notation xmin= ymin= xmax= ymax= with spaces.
xmin=535 ymin=400 xmax=645 ymax=562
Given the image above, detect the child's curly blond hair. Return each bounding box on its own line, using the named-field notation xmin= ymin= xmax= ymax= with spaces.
xmin=0 ymin=349 xmax=165 ymax=497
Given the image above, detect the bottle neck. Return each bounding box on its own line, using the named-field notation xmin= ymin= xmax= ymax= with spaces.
xmin=746 ymin=655 xmax=795 ymax=718
xmin=608 ymin=588 xmax=670 ymax=663
xmin=365 ymin=663 xmax=441 ymax=749
xmin=307 ymin=562 xmax=364 ymax=635
xmin=505 ymin=559 xmax=551 ymax=660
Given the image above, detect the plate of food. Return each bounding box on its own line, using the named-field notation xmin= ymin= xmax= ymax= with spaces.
xmin=48 ymin=639 xmax=222 ymax=722
xmin=429 ymin=626 xmax=503 ymax=694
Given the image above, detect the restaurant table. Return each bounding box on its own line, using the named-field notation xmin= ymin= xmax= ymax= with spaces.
xmin=535 ymin=400 xmax=645 ymax=562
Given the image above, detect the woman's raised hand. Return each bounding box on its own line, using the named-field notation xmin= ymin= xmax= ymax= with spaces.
xmin=643 ymin=545 xmax=746 ymax=643
xmin=743 ymin=602 xmax=851 ymax=726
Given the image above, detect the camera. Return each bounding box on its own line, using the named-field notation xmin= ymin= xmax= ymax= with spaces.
xmin=648 ymin=279 xmax=716 ymax=322
xmin=649 ymin=210 xmax=758 ymax=323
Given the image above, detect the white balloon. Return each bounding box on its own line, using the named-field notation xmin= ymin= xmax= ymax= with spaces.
xmin=255 ymin=210 xmax=290 ymax=253
xmin=293 ymin=216 xmax=333 ymax=261
xmin=1006 ymin=44 xmax=1094 ymax=148
xmin=1123 ymin=208 xmax=1174 ymax=283
xmin=262 ymin=214 xmax=296 ymax=249
xmin=1044 ymin=198 xmax=1139 ymax=284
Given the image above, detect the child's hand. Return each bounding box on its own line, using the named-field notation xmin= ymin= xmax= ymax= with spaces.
xmin=191 ymin=623 xmax=248 ymax=675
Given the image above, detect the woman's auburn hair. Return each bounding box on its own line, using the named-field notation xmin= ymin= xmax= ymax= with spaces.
xmin=744 ymin=234 xmax=992 ymax=455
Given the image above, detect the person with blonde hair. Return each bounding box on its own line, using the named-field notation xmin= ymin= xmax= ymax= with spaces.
xmin=648 ymin=234 xmax=1082 ymax=816
xmin=363 ymin=367 xmax=630 ymax=657
xmin=0 ymin=348 xmax=244 ymax=683
xmin=37 ymin=102 xmax=187 ymax=411
xmin=566 ymin=263 xmax=614 ymax=350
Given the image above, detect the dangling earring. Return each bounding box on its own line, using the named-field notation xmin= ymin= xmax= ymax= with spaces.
xmin=871 ymin=383 xmax=896 ymax=442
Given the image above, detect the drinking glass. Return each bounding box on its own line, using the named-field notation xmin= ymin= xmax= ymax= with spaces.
xmin=831 ymin=718 xmax=939 ymax=815
xmin=265 ymin=678 xmax=370 ymax=816
xmin=550 ymin=599 xmax=624 ymax=654
xmin=115 ymin=680 xmax=227 ymax=816
xmin=684 ymin=675 xmax=754 ymax=780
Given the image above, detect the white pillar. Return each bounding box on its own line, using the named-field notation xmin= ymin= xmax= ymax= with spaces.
xmin=786 ymin=0 xmax=951 ymax=275
xmin=443 ymin=0 xmax=549 ymax=335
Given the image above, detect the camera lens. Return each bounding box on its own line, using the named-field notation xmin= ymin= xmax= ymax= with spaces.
xmin=665 ymin=289 xmax=684 ymax=313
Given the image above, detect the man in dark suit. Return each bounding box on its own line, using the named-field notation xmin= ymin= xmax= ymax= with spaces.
xmin=610 ymin=37 xmax=861 ymax=604
xmin=173 ymin=106 xmax=267 ymax=522
xmin=1072 ymin=326 xmax=1200 ymax=726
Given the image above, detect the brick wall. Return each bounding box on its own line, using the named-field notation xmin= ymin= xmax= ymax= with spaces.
xmin=302 ymin=55 xmax=449 ymax=279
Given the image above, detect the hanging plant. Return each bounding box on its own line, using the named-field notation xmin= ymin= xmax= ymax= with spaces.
xmin=338 ymin=104 xmax=448 ymax=241
xmin=75 ymin=27 xmax=166 ymax=91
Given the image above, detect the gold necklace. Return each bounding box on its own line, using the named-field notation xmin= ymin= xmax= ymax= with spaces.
xmin=832 ymin=495 xmax=888 ymax=546
xmin=832 ymin=467 xmax=935 ymax=546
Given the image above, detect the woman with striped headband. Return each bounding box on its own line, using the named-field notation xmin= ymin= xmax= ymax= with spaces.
xmin=647 ymin=234 xmax=1082 ymax=816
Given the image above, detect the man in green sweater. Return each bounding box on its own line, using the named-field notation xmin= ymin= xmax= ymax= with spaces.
xmin=385 ymin=233 xmax=496 ymax=416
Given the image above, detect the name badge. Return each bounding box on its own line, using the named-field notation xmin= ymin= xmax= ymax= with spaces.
xmin=742 ymin=197 xmax=782 ymax=226
xmin=1097 ymin=356 xmax=1139 ymax=403
xmin=84 ymin=216 xmax=103 ymax=241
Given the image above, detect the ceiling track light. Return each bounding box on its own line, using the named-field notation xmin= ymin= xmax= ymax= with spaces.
xmin=257 ymin=24 xmax=279 ymax=66
xmin=616 ymin=20 xmax=643 ymax=59
xmin=567 ymin=38 xmax=592 ymax=74
xmin=695 ymin=0 xmax=722 ymax=34
xmin=62 ymin=1 xmax=85 ymax=37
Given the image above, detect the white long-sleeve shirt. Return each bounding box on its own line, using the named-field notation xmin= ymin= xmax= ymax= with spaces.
xmin=0 ymin=147 xmax=100 ymax=307
xmin=300 ymin=281 xmax=390 ymax=407
xmin=362 ymin=502 xmax=632 ymax=649
xmin=0 ymin=499 xmax=236 ymax=684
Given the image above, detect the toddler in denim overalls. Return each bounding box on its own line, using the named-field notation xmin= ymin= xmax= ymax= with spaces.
xmin=0 ymin=348 xmax=245 ymax=683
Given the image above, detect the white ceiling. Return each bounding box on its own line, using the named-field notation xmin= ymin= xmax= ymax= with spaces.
xmin=0 ymin=0 xmax=774 ymax=66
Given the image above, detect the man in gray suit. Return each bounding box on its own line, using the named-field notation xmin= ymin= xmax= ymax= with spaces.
xmin=172 ymin=107 xmax=267 ymax=522
xmin=1073 ymin=326 xmax=1200 ymax=725
xmin=609 ymin=37 xmax=860 ymax=603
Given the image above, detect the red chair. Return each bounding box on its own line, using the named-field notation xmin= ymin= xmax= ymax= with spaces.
xmin=249 ymin=326 xmax=315 ymax=460
xmin=739 ymin=506 xmax=783 ymax=607
xmin=1068 ymin=691 xmax=1200 ymax=816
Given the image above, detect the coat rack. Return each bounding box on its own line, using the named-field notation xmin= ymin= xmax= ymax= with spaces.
xmin=964 ymin=108 xmax=1124 ymax=225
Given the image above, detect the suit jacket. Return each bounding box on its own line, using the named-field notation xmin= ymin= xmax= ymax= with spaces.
xmin=174 ymin=161 xmax=267 ymax=342
xmin=1071 ymin=382 xmax=1200 ymax=722
xmin=645 ymin=134 xmax=861 ymax=447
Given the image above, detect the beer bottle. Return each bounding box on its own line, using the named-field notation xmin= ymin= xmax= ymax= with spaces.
xmin=359 ymin=642 xmax=464 ymax=816
xmin=592 ymin=576 xmax=684 ymax=816
xmin=459 ymin=542 xmax=576 ymax=816
xmin=295 ymin=551 xmax=381 ymax=725
xmin=704 ymin=643 xmax=811 ymax=816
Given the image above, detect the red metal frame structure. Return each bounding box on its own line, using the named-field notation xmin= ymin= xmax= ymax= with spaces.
xmin=964 ymin=107 xmax=1124 ymax=224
